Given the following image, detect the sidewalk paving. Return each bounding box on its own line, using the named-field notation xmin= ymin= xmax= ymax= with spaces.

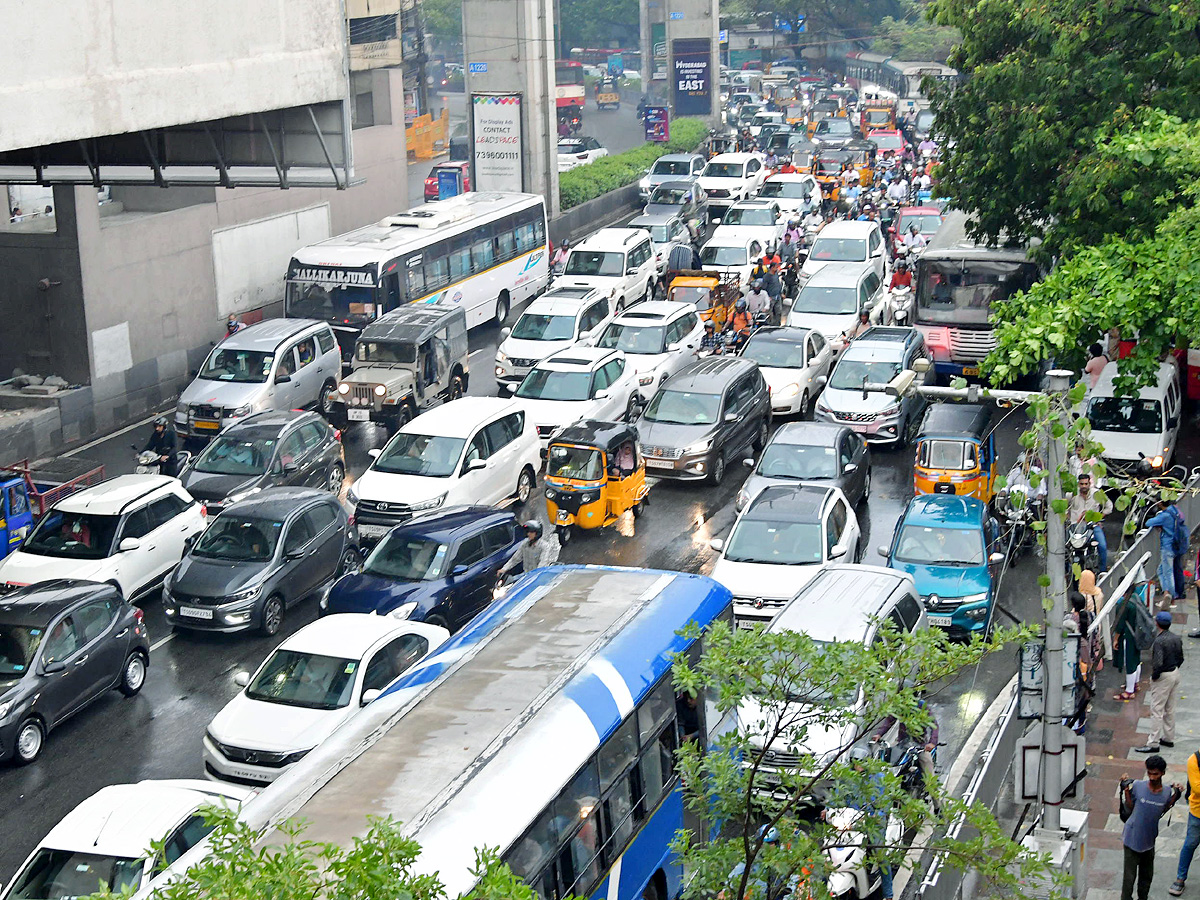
xmin=1083 ymin=600 xmax=1200 ymax=900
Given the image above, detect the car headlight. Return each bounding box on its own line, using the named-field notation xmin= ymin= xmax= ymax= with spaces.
xmin=410 ymin=492 xmax=447 ymax=512
xmin=224 ymin=405 xmax=252 ymax=418
xmin=373 ymin=384 xmax=387 ymax=397
xmin=337 ymin=383 xmax=350 ymax=395
xmin=639 ymin=374 xmax=655 ymax=386
xmin=639 ymin=177 xmax=651 ymax=190
xmin=0 ymin=698 xmax=15 ymax=720
xmin=496 ymin=350 xmax=509 ymax=364
xmin=226 ymin=584 xmax=262 ymax=604
xmin=777 ymin=382 xmax=800 ymax=399
xmin=176 ymin=401 xmax=189 ymax=416
xmin=390 ymin=601 xmax=418 ymax=619
xmin=225 ymin=486 xmax=262 ymax=506
xmin=736 ymin=489 xmax=750 ymax=510
xmin=685 ymin=439 xmax=713 ymax=455
xmin=815 ymin=399 xmax=832 ymax=414
xmin=960 ymin=592 xmax=989 ymax=606
xmin=880 ymin=403 xmax=901 ymax=417
xmin=281 ymin=748 xmax=313 ymax=766
xmin=347 ymin=484 xmax=360 ymax=505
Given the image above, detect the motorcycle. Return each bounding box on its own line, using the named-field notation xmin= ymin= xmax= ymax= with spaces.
xmin=133 ymin=446 xmax=192 ymax=476
xmin=870 ymin=285 xmax=914 ymax=327
xmin=1066 ymin=520 xmax=1101 ymax=578
xmin=995 ymin=458 xmax=1044 ymax=565
xmin=824 ymin=806 xmax=904 ymax=900
xmin=872 ymin=739 xmax=938 ymax=797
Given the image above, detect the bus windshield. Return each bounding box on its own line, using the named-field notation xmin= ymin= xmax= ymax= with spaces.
xmin=916 ymin=259 xmax=1040 ymax=325
xmin=286 ymin=281 xmax=380 ymax=324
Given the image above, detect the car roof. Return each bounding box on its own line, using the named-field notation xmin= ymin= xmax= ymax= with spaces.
xmin=399 ymin=396 xmax=524 ymax=438
xmin=537 ymin=346 xmax=615 ymax=369
xmin=391 ymin=506 xmax=516 ymax=543
xmin=629 ymin=212 xmax=683 ymax=227
xmin=770 ymin=421 xmax=848 ymax=448
xmin=650 ymin=180 xmax=699 ymax=192
xmin=219 ymin=317 xmax=325 ymax=350
xmin=850 ymin=327 xmax=918 ymax=352
xmin=747 ymin=326 xmax=812 ymax=345
xmin=705 ymin=153 xmax=759 ymax=164
xmin=813 ymin=219 xmax=877 ymax=238
xmin=611 ymin=300 xmax=692 ymax=323
xmin=522 ymin=290 xmax=600 ymax=315
xmin=728 ymin=198 xmax=775 ymax=208
xmin=39 ymin=780 xmax=252 ymax=857
xmin=770 ymin=565 xmax=909 ymax=640
xmin=225 ymin=486 xmax=334 ymax=517
xmin=803 ymin=262 xmax=873 ymax=286
xmin=900 ymin=206 xmax=942 ymax=215
xmin=576 ymin=228 xmax=650 ymax=249
xmin=901 ymin=493 xmax=987 ymax=527
xmin=54 ymin=475 xmax=178 ymax=515
xmin=550 ymin=419 xmax=639 ymax=452
xmin=1092 ymin=360 xmax=1178 ymax=397
xmin=666 ymin=356 xmax=755 ymax=390
xmin=743 ymin=482 xmax=833 ymax=521
xmin=654 ymin=153 xmax=704 ymax=162
xmin=230 ymin=409 xmax=318 ymax=433
xmin=280 ymin=613 xmax=440 ymax=658
xmin=0 ymin=580 xmax=118 ymax=626
xmin=359 ymin=302 xmax=466 ymax=344
xmin=918 ymin=403 xmax=991 ymax=439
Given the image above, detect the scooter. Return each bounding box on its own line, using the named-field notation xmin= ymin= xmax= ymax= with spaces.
xmin=870 ymin=285 xmax=914 ymax=326
xmin=133 ymin=448 xmax=192 ymax=476
xmin=1066 ymin=520 xmax=1101 ymax=578
xmin=824 ymin=807 xmax=904 ymax=900
xmin=872 ymin=739 xmax=937 ymax=796
xmin=995 ymin=457 xmax=1044 ymax=565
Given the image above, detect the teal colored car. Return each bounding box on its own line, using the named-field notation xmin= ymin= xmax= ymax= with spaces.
xmin=881 ymin=494 xmax=1004 ymax=638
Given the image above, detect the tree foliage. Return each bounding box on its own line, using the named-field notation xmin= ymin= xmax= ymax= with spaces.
xmin=559 ymin=0 xmax=639 ymax=51
xmin=871 ymin=14 xmax=960 ymax=63
xmin=671 ymin=618 xmax=1060 ymax=900
xmin=422 ymin=0 xmax=462 ymax=41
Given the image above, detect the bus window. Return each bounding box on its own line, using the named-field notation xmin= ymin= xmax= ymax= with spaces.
xmin=516 ymin=222 xmax=537 ymax=253
xmin=472 ymin=235 xmax=495 ymax=271
xmin=449 ymin=242 xmax=472 ymax=280
xmin=495 ymin=223 xmax=517 ymax=261
xmin=406 ymin=264 xmax=426 ymax=299
xmin=425 ymin=253 xmax=451 ymax=292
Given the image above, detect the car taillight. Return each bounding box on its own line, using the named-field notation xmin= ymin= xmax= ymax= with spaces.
xmin=200 ymin=503 xmax=207 ymax=518
xmin=134 ymin=608 xmax=145 ymax=624
xmin=577 ymin=153 xmax=588 ymax=160
xmin=334 ymin=429 xmax=343 ymax=442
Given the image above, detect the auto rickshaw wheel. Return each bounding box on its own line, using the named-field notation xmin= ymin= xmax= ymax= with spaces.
xmin=632 ymin=498 xmax=645 ymax=518
xmin=557 ymin=524 xmax=573 ymax=544
xmin=449 ymin=374 xmax=465 ymax=401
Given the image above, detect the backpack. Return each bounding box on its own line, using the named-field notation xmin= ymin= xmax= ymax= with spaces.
xmin=1171 ymin=509 xmax=1189 ymax=557
xmin=1119 ymin=778 xmax=1135 ymax=823
xmin=1125 ymin=596 xmax=1158 ymax=652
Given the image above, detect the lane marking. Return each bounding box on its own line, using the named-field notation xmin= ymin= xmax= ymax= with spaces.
xmin=469 ymin=348 xmax=492 ymax=360
xmin=150 ymin=633 xmax=176 ymax=653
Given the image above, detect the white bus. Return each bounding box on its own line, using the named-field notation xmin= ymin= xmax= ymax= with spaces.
xmin=285 ymin=192 xmax=549 ymax=359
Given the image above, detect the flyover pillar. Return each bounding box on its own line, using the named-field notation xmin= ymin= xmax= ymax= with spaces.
xmin=661 ymin=0 xmax=721 ymax=124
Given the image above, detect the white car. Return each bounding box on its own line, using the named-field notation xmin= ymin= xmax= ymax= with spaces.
xmin=740 ymin=326 xmax=834 ymax=417
xmin=799 ymin=218 xmax=888 ymax=284
xmin=628 ymin=211 xmax=693 ymax=277
xmin=710 ymin=482 xmax=860 ymax=625
xmin=710 ymin=199 xmax=785 ymax=253
xmin=348 ymin=397 xmax=542 ymax=542
xmin=699 ymin=234 xmax=763 ymax=286
xmin=591 ymin=301 xmax=704 ymax=400
xmin=203 ymin=614 xmax=448 ymax=784
xmin=788 ymin=263 xmax=885 ymax=356
xmin=495 ymin=287 xmax=614 ymax=390
xmin=749 ymin=109 xmax=786 ymax=136
xmin=758 ymin=173 xmax=822 ymax=217
xmin=0 ymin=779 xmax=253 ymax=900
xmin=697 ymin=152 xmax=768 ymax=219
xmin=507 ymin=347 xmax=645 ymax=443
xmin=558 ymin=227 xmax=658 ymax=311
xmin=557 ymin=136 xmax=608 ymax=172
xmin=0 ymin=476 xmax=207 ymax=599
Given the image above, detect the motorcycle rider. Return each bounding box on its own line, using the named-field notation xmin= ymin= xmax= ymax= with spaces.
xmin=779 ymin=231 xmax=799 ymax=267
xmin=778 ymin=157 xmax=797 ymax=174
xmin=889 ymin=259 xmax=913 ymax=290
xmin=744 ymin=280 xmax=772 ymax=318
xmin=906 ymin=222 xmax=928 ymax=252
xmin=142 ymin=416 xmax=179 ymax=478
xmin=870 ymin=697 xmax=940 ymax=812
xmin=886 ymin=175 xmax=909 ymax=204
xmin=727 ymin=298 xmax=754 ymax=342
xmin=699 ymin=319 xmax=723 ymax=353
xmin=843 ymin=309 xmax=872 ymax=343
xmin=499 ymin=519 xmax=561 ymax=580
xmin=1067 ymin=472 xmax=1113 ymax=572
xmin=802 ymin=207 xmax=824 ymax=234
xmin=918 ymin=136 xmax=939 ymax=157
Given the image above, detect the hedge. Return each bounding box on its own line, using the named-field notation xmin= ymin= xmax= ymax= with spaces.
xmin=559 ymin=118 xmax=709 ymax=210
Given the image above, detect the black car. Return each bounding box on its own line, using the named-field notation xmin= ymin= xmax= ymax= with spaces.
xmin=179 ymin=411 xmax=345 ymax=518
xmin=0 ymin=580 xmax=150 ymax=764
xmin=164 ymin=488 xmax=361 ymax=636
xmin=738 ymin=421 xmax=871 ymax=511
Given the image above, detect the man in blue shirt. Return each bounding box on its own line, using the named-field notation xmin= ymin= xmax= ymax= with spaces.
xmin=1148 ymin=501 xmax=1185 ymax=604
xmin=1122 ymin=755 xmax=1183 ymax=900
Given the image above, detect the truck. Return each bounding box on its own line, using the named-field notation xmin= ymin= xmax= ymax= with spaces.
xmin=0 ymin=456 xmax=106 ymax=560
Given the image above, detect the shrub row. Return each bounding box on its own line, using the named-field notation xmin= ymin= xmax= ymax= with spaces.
xmin=558 ymin=118 xmax=709 ymax=210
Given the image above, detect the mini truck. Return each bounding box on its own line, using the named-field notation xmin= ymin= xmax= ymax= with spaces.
xmin=0 ymin=456 xmax=106 ymax=560
xmin=331 ymin=302 xmax=469 ymax=433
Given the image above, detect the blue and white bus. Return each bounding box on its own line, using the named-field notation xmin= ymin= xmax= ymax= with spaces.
xmin=241 ymin=566 xmax=733 ymax=900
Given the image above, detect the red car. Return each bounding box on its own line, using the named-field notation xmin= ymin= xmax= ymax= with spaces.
xmin=866 ymin=128 xmax=906 ymax=155
xmin=890 ymin=206 xmax=943 ymax=255
xmin=424 ymin=161 xmax=472 ymax=202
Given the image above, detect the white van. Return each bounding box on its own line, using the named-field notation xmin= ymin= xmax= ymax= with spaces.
xmin=348 ymin=397 xmax=541 ymax=542
xmin=558 ymin=228 xmax=658 ymax=311
xmin=1086 ymin=360 xmax=1182 ymax=475
xmin=799 ymin=219 xmax=888 ymax=285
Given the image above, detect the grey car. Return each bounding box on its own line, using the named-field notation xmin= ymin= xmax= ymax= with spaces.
xmin=737 ymin=421 xmax=871 ymax=511
xmin=164 ymin=488 xmax=361 ymax=636
xmin=0 ymin=580 xmax=150 ymax=764
xmin=179 ymin=410 xmax=346 ymax=519
xmin=639 ymin=153 xmax=707 ymax=201
xmin=643 ymin=180 xmax=710 ymax=225
xmin=637 ymin=356 xmax=772 ymax=483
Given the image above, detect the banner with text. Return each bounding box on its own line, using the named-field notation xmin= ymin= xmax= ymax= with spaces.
xmin=672 ymin=38 xmax=712 ymax=117
xmin=471 ymin=93 xmax=524 ymax=192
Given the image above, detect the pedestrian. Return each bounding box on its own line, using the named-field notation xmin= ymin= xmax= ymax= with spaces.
xmin=1121 ymin=755 xmax=1183 ymax=900
xmin=498 ymin=519 xmax=560 ymax=579
xmin=1148 ymin=500 xmax=1185 ymax=606
xmin=1114 ymin=591 xmax=1145 ymax=702
xmin=1172 ymin=502 xmax=1190 ymax=609
xmin=1066 ymin=591 xmax=1100 ymax=734
xmin=1170 ymin=748 xmax=1200 ymax=895
xmin=1084 ymin=341 xmax=1109 ymax=390
xmin=1138 ymin=611 xmax=1184 ymax=753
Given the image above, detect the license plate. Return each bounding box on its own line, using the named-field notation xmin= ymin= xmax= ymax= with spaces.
xmin=193 ymin=420 xmax=220 ymax=431
xmin=962 ymin=367 xmax=980 ymax=377
xmin=180 ymin=606 xmax=214 ymax=620
xmin=359 ymin=524 xmax=390 ymax=538
xmin=347 ymin=408 xmax=370 ymax=422
xmin=645 ymin=458 xmax=674 ymax=469
xmin=928 ymin=614 xmax=952 ymax=627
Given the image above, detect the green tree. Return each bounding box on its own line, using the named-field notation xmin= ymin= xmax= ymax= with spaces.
xmin=871 ymin=14 xmax=960 ymax=62
xmin=671 ymin=618 xmax=1060 ymax=900
xmin=559 ymin=0 xmax=639 ymax=52
xmin=422 ymin=0 xmax=462 ymax=41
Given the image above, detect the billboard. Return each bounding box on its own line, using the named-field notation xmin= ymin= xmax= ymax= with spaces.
xmin=651 ymin=23 xmax=667 ymax=79
xmin=672 ymin=38 xmax=713 ymax=117
xmin=471 ymin=93 xmax=524 ymax=192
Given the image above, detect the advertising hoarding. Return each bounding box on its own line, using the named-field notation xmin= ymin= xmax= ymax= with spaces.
xmin=471 ymin=93 xmax=523 ymax=192
xmin=672 ymin=38 xmax=712 ymax=117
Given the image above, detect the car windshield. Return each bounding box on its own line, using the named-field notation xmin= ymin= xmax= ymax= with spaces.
xmin=771 ymin=640 xmax=857 ymax=704
xmin=723 ymin=207 xmax=776 ymax=226
xmin=245 ymin=649 xmax=358 ymax=710
xmin=653 ymin=160 xmax=693 ymax=175
xmin=830 ymin=359 xmax=901 ymax=390
xmin=1087 ymin=397 xmax=1164 ymax=433
xmin=511 ymin=313 xmax=577 ymax=341
xmin=704 ymin=163 xmax=745 ymax=178
xmin=808 ymin=237 xmax=866 ymax=262
xmin=8 ymin=849 xmax=144 ymax=900
xmin=516 ymin=369 xmax=593 ymax=402
xmin=816 ymin=119 xmax=851 ymax=136
xmin=760 ymin=180 xmax=812 ymax=199
xmin=356 ymin=340 xmax=417 ymax=364
xmin=894 ymin=524 xmax=985 ymax=565
xmin=364 ymin=535 xmax=450 ymax=581
xmin=21 ymin=512 xmax=120 ymax=560
xmin=701 ymin=245 xmax=748 ymax=266
xmin=870 ymin=133 xmax=903 ymax=150
xmin=742 ymin=336 xmax=806 ymax=368
xmin=564 ymin=251 xmax=625 ymax=277
xmin=192 ymin=516 xmax=283 ymax=561
xmin=916 ymin=259 xmax=1040 ymax=326
xmin=863 ymin=110 xmax=891 ymax=127
xmin=547 ymin=445 xmax=605 ymax=480
xmin=724 ymin=517 xmax=824 ymax=564
xmin=918 ymin=439 xmax=976 ymax=470
xmin=916 ymin=111 xmax=936 ymax=130
xmin=649 ymin=186 xmax=691 ymax=205
xmin=0 ymin=624 xmax=42 ymax=679
xmin=793 ymin=285 xmax=859 ymax=314
xmin=757 ymin=443 xmax=839 ymax=479
xmin=643 ymin=389 xmax=721 ymax=425
xmin=199 ymin=347 xmax=274 ymax=384
xmin=899 ymin=214 xmax=942 ymax=235
xmin=193 ymin=434 xmax=275 ymax=476
xmin=597 ymin=322 xmax=666 ymax=354
xmin=374 ymin=433 xmax=466 ymax=478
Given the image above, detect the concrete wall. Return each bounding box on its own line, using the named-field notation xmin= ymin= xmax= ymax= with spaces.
xmin=0 ymin=0 xmax=348 ymax=151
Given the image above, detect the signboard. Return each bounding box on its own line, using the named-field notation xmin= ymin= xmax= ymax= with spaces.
xmin=471 ymin=93 xmax=523 ymax=192
xmin=1017 ymin=637 xmax=1079 ymax=720
xmin=286 ymin=262 xmax=378 ymax=289
xmin=437 ymin=169 xmax=463 ymax=199
xmin=644 ymin=106 xmax=670 ymax=142
xmin=608 ymin=53 xmax=624 ymax=75
xmin=651 ymin=23 xmax=667 ymax=79
xmin=669 ymin=11 xmax=684 ymax=19
xmin=468 ymin=62 xmax=488 ymax=73
xmin=672 ymin=38 xmax=712 ymax=117
xmin=719 ymin=29 xmax=728 ymax=43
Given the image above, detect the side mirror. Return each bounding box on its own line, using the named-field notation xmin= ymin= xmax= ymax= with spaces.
xmin=709 ymin=538 xmax=725 ymax=552
xmin=119 ymin=537 xmax=141 ymax=553
xmin=233 ymin=671 xmax=251 ymax=687
xmin=275 ymin=372 xmax=292 ymax=384
xmin=1168 ymin=415 xmax=1179 ymax=429
xmin=283 ymin=463 xmax=299 ymax=475
xmin=368 ymin=448 xmax=382 ymax=459
xmin=593 ymin=389 xmax=610 ymax=400
xmin=743 ymin=457 xmax=755 ymax=468
xmin=286 ymin=546 xmax=305 ymax=560
xmin=844 ymin=463 xmax=858 ymax=473
xmin=829 ymin=544 xmax=848 ymax=559
xmin=627 ymin=267 xmax=638 ymax=275
xmin=361 ymin=688 xmax=382 ymax=706
xmin=667 ymin=342 xmax=682 ymax=352
xmin=44 ymin=661 xmax=66 ymax=674
xmin=817 ymin=374 xmax=828 ymax=386
xmin=579 ymin=329 xmax=593 ymax=341
xmin=989 ymin=552 xmax=1006 ymax=565
xmin=500 ymin=326 xmax=512 ymax=338
xmin=451 ymin=564 xmax=469 ymax=577
xmin=877 ymin=544 xmax=890 ymax=558
xmin=502 ymin=382 xmax=518 ymax=394
xmin=724 ymin=411 xmax=739 ymax=423
xmin=467 ymin=458 xmax=488 ymax=472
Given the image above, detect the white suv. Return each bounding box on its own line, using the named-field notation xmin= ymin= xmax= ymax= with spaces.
xmin=0 ymin=476 xmax=207 ymax=599
xmin=591 ymin=301 xmax=704 ymax=400
xmin=697 ymin=152 xmax=768 ymax=220
xmin=495 ymin=287 xmax=614 ymax=390
xmin=799 ymin=218 xmax=888 ymax=284
xmin=507 ymin=347 xmax=645 ymax=443
xmin=558 ymin=228 xmax=658 ymax=311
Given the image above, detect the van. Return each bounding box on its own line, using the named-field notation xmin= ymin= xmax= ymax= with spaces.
xmin=558 ymin=228 xmax=658 ymax=311
xmin=1086 ymin=360 xmax=1182 ymax=476
xmin=799 ymin=219 xmax=888 ymax=285
xmin=176 ymin=319 xmax=342 ymax=440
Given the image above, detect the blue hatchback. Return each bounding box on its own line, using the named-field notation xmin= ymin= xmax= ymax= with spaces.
xmin=883 ymin=494 xmax=1003 ymax=638
xmin=320 ymin=506 xmax=522 ymax=632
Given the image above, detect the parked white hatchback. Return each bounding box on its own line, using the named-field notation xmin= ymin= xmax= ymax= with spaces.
xmin=347 ymin=397 xmax=541 ymax=542
xmin=0 ymin=779 xmax=252 ymax=900
xmin=591 ymin=301 xmax=705 ymax=401
xmin=0 ymin=476 xmax=206 ymax=599
xmin=203 ymin=614 xmax=447 ymax=784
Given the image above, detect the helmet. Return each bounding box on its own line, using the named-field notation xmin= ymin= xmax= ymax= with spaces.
xmin=759 ymin=824 xmax=781 ymax=844
xmin=849 ymin=745 xmax=872 ymax=763
xmin=897 ymin=259 xmax=908 ymax=269
xmin=522 ymin=519 xmax=544 ymax=538
xmin=736 ymin=298 xmax=747 ymax=310
xmin=909 ymin=223 xmax=919 ymax=233
xmin=562 ymin=239 xmax=571 ymax=248
xmin=753 ymin=279 xmax=764 ymax=290
xmin=154 ymin=416 xmax=168 ymax=428
xmin=704 ymin=319 xmax=715 ymax=329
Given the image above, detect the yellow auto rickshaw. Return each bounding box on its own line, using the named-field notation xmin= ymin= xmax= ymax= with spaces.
xmin=811 ymin=149 xmax=852 ymax=200
xmin=544 ymin=420 xmax=648 ymax=542
xmin=845 ymin=139 xmax=877 ymax=187
xmin=596 ymin=77 xmax=621 ymax=110
xmin=913 ymin=404 xmax=998 ymax=502
xmin=666 ymin=270 xmax=740 ymax=324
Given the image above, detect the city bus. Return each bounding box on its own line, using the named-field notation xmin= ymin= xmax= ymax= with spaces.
xmin=285 ymin=192 xmax=548 ymax=359
xmin=556 ymin=59 xmax=587 ymax=113
xmin=241 ymin=565 xmax=734 ymax=900
xmin=914 ymin=210 xmax=1042 ymax=380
